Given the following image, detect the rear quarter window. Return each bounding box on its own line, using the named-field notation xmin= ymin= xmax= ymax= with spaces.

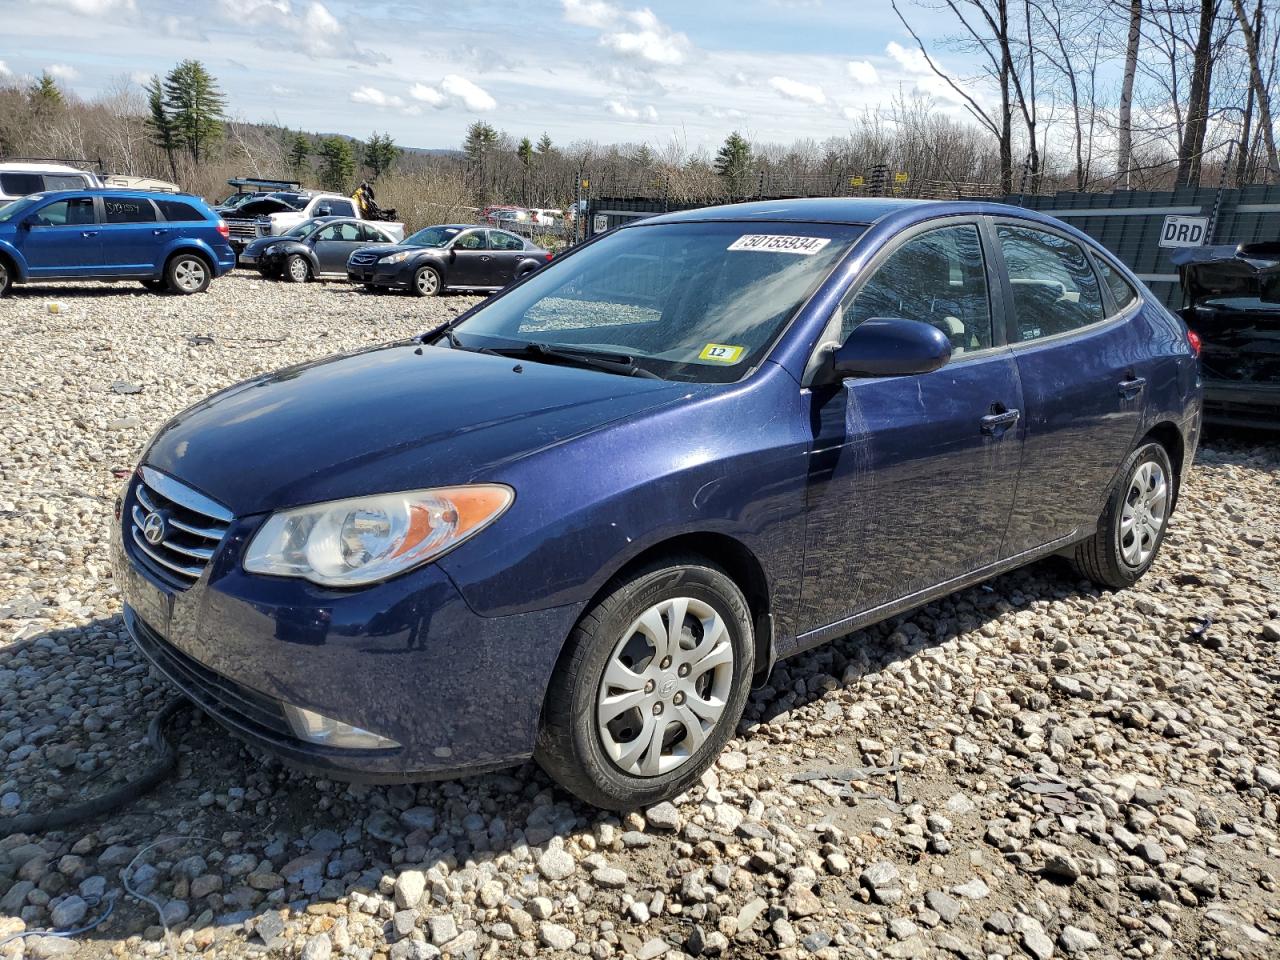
xmin=156 ymin=199 xmax=206 ymax=222
xmin=1095 ymin=257 xmax=1139 ymax=313
xmin=0 ymin=173 xmax=44 ymax=196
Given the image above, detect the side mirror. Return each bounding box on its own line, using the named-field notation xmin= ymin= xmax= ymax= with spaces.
xmin=18 ymin=218 xmax=33 ymax=231
xmin=828 ymin=317 xmax=952 ymax=380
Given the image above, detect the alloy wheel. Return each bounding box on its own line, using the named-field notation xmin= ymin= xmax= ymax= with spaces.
xmin=289 ymin=257 xmax=309 ymax=282
xmin=596 ymin=596 xmax=733 ymax=777
xmin=1119 ymin=460 xmax=1168 ymax=567
xmin=173 ymin=258 xmax=207 ymax=292
xmin=416 ymin=269 xmax=439 ymax=295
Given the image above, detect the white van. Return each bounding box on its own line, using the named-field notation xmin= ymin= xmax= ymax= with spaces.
xmin=0 ymin=161 xmax=103 ymax=207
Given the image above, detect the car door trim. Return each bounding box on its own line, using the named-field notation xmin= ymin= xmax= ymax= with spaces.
xmin=788 ymin=527 xmax=1081 ymax=654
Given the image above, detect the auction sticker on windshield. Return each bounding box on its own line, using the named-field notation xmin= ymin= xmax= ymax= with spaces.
xmin=727 ymin=234 xmax=832 ymax=255
xmin=698 ymin=343 xmax=745 ymax=363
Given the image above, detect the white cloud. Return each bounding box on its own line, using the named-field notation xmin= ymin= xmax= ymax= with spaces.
xmin=562 ymin=0 xmax=690 ymax=66
xmin=605 ymin=99 xmax=658 ymax=122
xmin=885 ymin=40 xmax=967 ymax=105
xmin=408 ymin=83 xmax=445 ymax=107
xmin=407 ymin=76 xmax=497 ymax=112
xmin=846 ymin=60 xmax=878 ymax=85
xmin=47 ymin=64 xmax=80 ymax=81
xmin=212 ymin=0 xmax=364 ymax=60
xmin=769 ymin=75 xmax=826 ymax=105
xmin=885 ymin=40 xmax=930 ymax=76
xmin=41 ymin=0 xmax=135 ymax=13
xmin=269 ymin=83 xmax=296 ymax=97
xmin=440 ymin=74 xmax=497 ymax=112
xmin=350 ymin=85 xmax=404 ymax=108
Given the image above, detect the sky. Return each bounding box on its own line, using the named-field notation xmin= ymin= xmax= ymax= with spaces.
xmin=0 ymin=0 xmax=982 ymax=152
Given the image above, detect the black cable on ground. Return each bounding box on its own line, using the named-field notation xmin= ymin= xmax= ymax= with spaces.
xmin=0 ymin=697 xmax=192 ymax=837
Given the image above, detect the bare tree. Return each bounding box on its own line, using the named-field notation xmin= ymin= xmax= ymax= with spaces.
xmin=1230 ymin=0 xmax=1279 ymax=181
xmin=1116 ymin=0 xmax=1144 ymax=183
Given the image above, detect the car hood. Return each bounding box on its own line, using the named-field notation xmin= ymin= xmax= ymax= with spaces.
xmin=144 ymin=342 xmax=692 ymax=516
xmin=356 ymin=243 xmax=443 ymax=258
xmin=242 ymin=235 xmax=299 ymax=255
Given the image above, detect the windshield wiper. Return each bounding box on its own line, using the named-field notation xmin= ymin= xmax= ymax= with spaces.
xmin=496 ymin=342 xmax=663 ymax=379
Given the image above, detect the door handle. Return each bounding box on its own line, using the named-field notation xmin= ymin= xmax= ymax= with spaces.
xmin=1118 ymin=376 xmax=1146 ymax=398
xmin=153 ymin=229 xmax=169 ymax=236
xmin=981 ymin=407 xmax=1021 ymax=434
xmin=81 ymin=231 xmax=99 ymax=238
xmin=480 ymin=255 xmax=491 ymax=261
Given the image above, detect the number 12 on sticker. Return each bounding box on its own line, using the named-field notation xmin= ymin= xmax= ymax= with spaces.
xmin=699 ymin=343 xmax=744 ymax=363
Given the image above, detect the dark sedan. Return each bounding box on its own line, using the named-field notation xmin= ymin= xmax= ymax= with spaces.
xmin=239 ymin=217 xmax=400 ymax=282
xmin=114 ymin=198 xmax=1200 ymax=809
xmin=348 ymin=224 xmax=551 ymax=296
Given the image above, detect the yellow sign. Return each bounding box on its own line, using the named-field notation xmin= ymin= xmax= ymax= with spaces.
xmin=894 ymin=172 xmax=909 ymax=183
xmin=849 ymin=175 xmax=864 ymax=187
xmin=698 ymin=343 xmax=745 ymax=364
xmin=581 ymin=179 xmax=590 ymax=189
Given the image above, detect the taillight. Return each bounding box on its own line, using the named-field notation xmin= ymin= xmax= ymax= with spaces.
xmin=216 ymin=220 xmax=230 ymax=239
xmin=1186 ymin=329 xmax=1202 ymax=356
xmin=545 ymin=252 xmax=554 ymax=261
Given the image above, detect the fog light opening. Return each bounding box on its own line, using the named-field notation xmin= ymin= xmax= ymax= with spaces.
xmin=283 ymin=704 xmax=400 ymax=750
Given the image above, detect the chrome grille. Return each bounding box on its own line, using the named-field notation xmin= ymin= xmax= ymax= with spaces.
xmin=225 ymin=219 xmax=261 ymax=241
xmin=127 ymin=466 xmax=232 ymax=588
xmin=349 ymin=252 xmax=379 ymax=265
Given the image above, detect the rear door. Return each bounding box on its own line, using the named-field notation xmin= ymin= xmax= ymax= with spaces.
xmin=312 ymin=222 xmax=364 ymax=274
xmin=992 ymin=221 xmax=1147 ymax=556
xmin=486 ymin=229 xmax=529 ymax=284
xmin=99 ymin=195 xmax=163 ymax=274
xmin=20 ymin=196 xmax=103 ymax=276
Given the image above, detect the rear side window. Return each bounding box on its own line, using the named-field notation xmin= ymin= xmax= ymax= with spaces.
xmin=841 ymin=223 xmax=993 ymax=352
xmin=104 ymin=197 xmax=157 ymax=223
xmin=156 ymin=199 xmax=205 ymax=222
xmin=0 ymin=173 xmax=44 ymax=196
xmin=1095 ymin=257 xmax=1139 ymax=313
xmin=43 ymin=174 xmax=89 ymax=190
xmin=32 ymin=198 xmax=96 ymax=226
xmin=997 ymin=225 xmax=1105 ymax=342
xmin=489 ymin=231 xmax=524 ymax=251
xmin=359 ymin=223 xmax=388 ymax=242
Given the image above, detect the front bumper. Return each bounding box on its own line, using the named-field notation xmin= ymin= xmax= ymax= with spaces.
xmin=111 ymin=483 xmax=580 ymax=782
xmin=1203 ymin=380 xmax=1280 ymax=431
xmin=347 ymin=262 xmax=413 ymax=288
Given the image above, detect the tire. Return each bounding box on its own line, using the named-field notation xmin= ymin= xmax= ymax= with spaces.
xmin=141 ymin=279 xmax=168 ymax=293
xmin=536 ymin=556 xmax=755 ymax=810
xmin=165 ymin=253 xmax=211 ymax=295
xmin=1071 ymin=441 xmax=1175 ymax=590
xmin=284 ymin=254 xmax=311 ymax=284
xmin=411 ymin=266 xmax=441 ymax=297
xmin=0 ymin=259 xmax=11 ymax=297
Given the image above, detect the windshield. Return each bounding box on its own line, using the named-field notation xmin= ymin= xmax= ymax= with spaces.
xmin=0 ymin=195 xmax=44 ymax=222
xmin=453 ymin=221 xmax=862 ymax=383
xmin=284 ymin=221 xmax=318 ymax=239
xmin=404 ymin=226 xmax=462 ymax=248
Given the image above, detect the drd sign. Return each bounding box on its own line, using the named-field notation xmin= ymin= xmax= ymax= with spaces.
xmin=1158 ymin=215 xmax=1209 ymax=248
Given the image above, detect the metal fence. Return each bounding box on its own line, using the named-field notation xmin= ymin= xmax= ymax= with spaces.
xmin=586 ymin=185 xmax=1280 ymax=307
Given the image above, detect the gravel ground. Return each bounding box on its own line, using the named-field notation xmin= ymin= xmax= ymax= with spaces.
xmin=1 ymin=273 xmax=1278 ymax=960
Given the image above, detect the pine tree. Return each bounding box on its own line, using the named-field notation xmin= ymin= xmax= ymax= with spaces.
xmin=27 ymin=73 xmax=64 ymax=121
xmin=162 ymin=60 xmax=226 ymax=164
xmin=144 ymin=75 xmax=179 ymax=181
xmin=287 ymin=133 xmax=310 ymax=178
xmin=364 ymin=132 xmax=399 ymax=180
xmin=715 ymin=131 xmax=752 ymax=196
xmin=536 ymin=132 xmax=554 ymax=156
xmin=317 ymin=136 xmax=355 ymax=191
xmin=463 ymin=121 xmax=500 ymax=202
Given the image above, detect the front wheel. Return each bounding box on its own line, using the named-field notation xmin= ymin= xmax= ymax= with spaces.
xmin=165 ymin=254 xmax=211 ymax=295
xmin=0 ymin=260 xmax=12 ymax=297
xmin=284 ymin=254 xmax=311 ymax=284
xmin=536 ymin=557 xmax=754 ymax=810
xmin=1071 ymin=441 xmax=1175 ymax=590
xmin=411 ymin=266 xmax=441 ymax=297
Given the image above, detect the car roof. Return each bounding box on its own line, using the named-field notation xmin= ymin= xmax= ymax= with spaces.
xmin=25 ymin=187 xmax=207 ymax=202
xmin=0 ymin=162 xmax=93 ymax=174
xmin=636 ymin=197 xmax=1060 ymax=227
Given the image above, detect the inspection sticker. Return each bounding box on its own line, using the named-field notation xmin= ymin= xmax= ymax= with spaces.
xmin=727 ymin=234 xmax=831 ymax=255
xmin=699 ymin=343 xmax=745 ymax=363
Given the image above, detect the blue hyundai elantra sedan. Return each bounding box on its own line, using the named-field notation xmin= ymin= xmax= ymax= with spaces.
xmin=113 ymin=198 xmax=1202 ymax=809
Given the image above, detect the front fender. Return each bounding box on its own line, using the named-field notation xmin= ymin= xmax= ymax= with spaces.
xmin=0 ymin=239 xmax=29 ymax=281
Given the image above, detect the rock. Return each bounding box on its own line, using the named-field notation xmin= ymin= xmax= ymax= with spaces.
xmin=636 ymin=939 xmax=669 ymax=960
xmin=1255 ymin=765 xmax=1280 ymax=792
xmin=736 ymin=896 xmax=768 ymax=934
xmin=537 ymin=847 xmax=576 ymax=881
xmin=591 ymin=866 xmax=628 ymax=889
xmin=889 ymin=918 xmax=919 ymax=939
xmin=1260 ymin=620 xmax=1280 ymax=642
xmin=784 ymin=882 xmax=822 ymax=917
xmin=428 ymin=915 xmax=458 ymax=946
xmin=951 ymin=877 xmax=990 ymax=899
xmin=539 ymin=922 xmax=576 ymax=951
xmin=26 ymin=937 xmax=77 ymax=959
xmin=49 ymin=895 xmax=87 ymax=929
xmin=1058 ymin=926 xmax=1101 ymax=953
xmin=394 ymin=870 xmax=426 ymax=909
xmin=925 ymin=890 xmax=962 ymax=923
xmin=400 ymin=807 xmax=437 ymax=832
xmin=645 ymin=802 xmax=682 ymax=831
xmin=1015 ymin=914 xmax=1055 ymax=960
xmin=301 ymin=933 xmax=333 ymax=960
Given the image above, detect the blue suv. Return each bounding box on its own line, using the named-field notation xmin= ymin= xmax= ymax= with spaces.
xmin=0 ymin=189 xmax=234 ymax=296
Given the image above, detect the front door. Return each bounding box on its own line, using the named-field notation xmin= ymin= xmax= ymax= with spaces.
xmin=312 ymin=222 xmax=364 ymax=274
xmin=449 ymin=229 xmax=494 ymax=286
xmin=991 ymin=222 xmax=1147 ymax=556
xmin=796 ymin=221 xmax=1024 ymax=636
xmin=99 ymin=195 xmax=162 ymax=274
xmin=21 ymin=197 xmax=102 ymax=276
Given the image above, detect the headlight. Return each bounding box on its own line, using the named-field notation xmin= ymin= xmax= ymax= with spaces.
xmin=379 ymin=251 xmax=412 ymax=264
xmin=243 ymin=485 xmax=513 ymax=587
xmin=263 ymin=244 xmax=278 ymax=256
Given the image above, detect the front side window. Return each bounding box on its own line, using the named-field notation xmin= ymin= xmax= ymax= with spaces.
xmin=998 ymin=225 xmax=1105 ymax=341
xmin=32 ymin=198 xmax=96 ymax=226
xmin=316 ymin=223 xmax=361 ymax=242
xmin=454 ymin=231 xmax=487 ymax=250
xmin=104 ymin=197 xmax=156 ymax=223
xmin=839 ymin=223 xmax=993 ymax=352
xmin=454 ymin=221 xmax=862 ymax=383
xmin=1095 ymin=256 xmax=1139 ymax=313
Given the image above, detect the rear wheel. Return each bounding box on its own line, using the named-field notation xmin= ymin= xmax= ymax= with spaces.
xmin=412 ymin=266 xmax=441 ymax=297
xmin=165 ymin=254 xmax=211 ymax=295
xmin=1071 ymin=441 xmax=1174 ymax=589
xmin=0 ymin=260 xmax=11 ymax=297
xmin=536 ymin=557 xmax=754 ymax=810
xmin=284 ymin=255 xmax=311 ymax=284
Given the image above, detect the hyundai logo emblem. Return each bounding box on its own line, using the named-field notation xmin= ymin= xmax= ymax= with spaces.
xmin=142 ymin=512 xmax=166 ymax=545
